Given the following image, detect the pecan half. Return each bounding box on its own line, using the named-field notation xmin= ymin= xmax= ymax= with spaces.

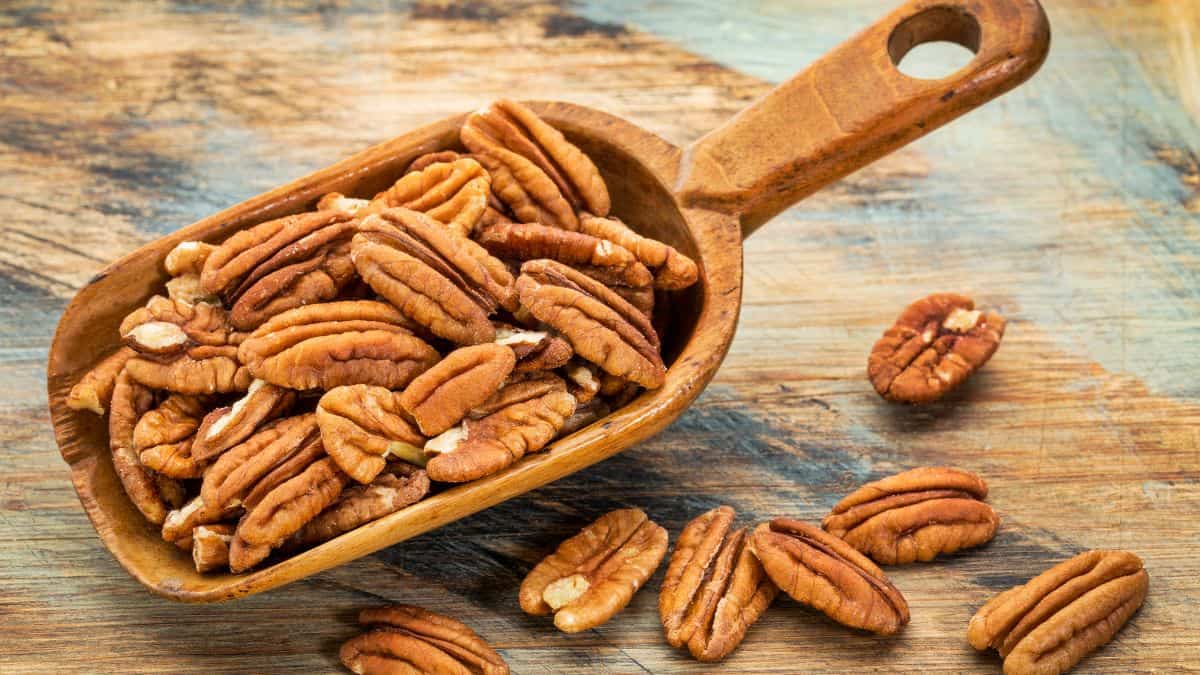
xmin=968 ymin=550 xmax=1148 ymax=675
xmin=365 ymin=157 xmax=491 ymax=237
xmin=108 ymin=369 xmax=172 ymax=524
xmin=400 ymin=343 xmax=516 ymax=436
xmin=192 ymin=523 xmax=235 ymax=573
xmin=340 ymin=605 xmax=509 ymax=675
xmin=317 ymin=385 xmax=427 ymax=484
xmin=750 ymin=518 xmax=910 ymax=635
xmin=405 ymin=150 xmax=466 ymax=175
xmin=578 ymin=214 xmax=699 ymax=290
xmin=237 ymin=300 xmax=439 ymax=391
xmin=519 ymin=508 xmax=667 ymax=633
xmin=477 ymin=222 xmax=652 ymax=288
xmin=462 ymin=99 xmax=609 ymax=229
xmin=868 ymin=293 xmax=1006 ymax=403
xmin=515 ymin=259 xmax=665 ymax=388
xmin=290 ymin=464 xmax=429 ymax=548
xmin=200 ymin=414 xmax=321 ymax=511
xmin=67 ymin=346 xmax=136 ymax=415
xmin=191 ymin=379 xmax=295 ymax=461
xmin=125 ymin=345 xmax=253 ymax=395
xmin=609 ymin=283 xmax=654 ymax=319
xmin=822 ymin=466 xmax=1000 ymax=565
xmin=659 ymin=506 xmax=778 ymax=661
xmin=133 ymin=393 xmax=210 ymax=478
xmin=229 ymin=233 xmax=359 ymax=331
xmin=351 ymin=209 xmax=515 ymax=344
xmin=494 ymin=323 xmax=573 ymax=373
xmin=468 ymin=372 xmax=567 ymax=418
xmin=120 ymin=295 xmax=238 ymax=355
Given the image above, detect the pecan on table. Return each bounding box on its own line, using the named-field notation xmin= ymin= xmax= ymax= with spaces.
xmin=750 ymin=518 xmax=910 ymax=635
xmin=133 ymin=393 xmax=210 ymax=479
xmin=317 ymin=384 xmax=427 ymax=485
xmin=399 ymin=343 xmax=516 ymax=436
xmin=237 ymin=300 xmax=439 ymax=391
xmin=476 ymin=221 xmax=652 ymax=289
xmin=108 ymin=369 xmax=174 ymax=524
xmin=340 ymin=605 xmax=509 ymax=675
xmin=515 ymin=259 xmax=665 ymax=389
xmin=968 ymin=550 xmax=1148 ymax=675
xmin=462 ymin=99 xmax=609 ymax=229
xmin=578 ymin=214 xmax=699 ymax=291
xmin=200 ymin=414 xmax=321 ymax=511
xmin=191 ymin=523 xmax=234 ymax=573
xmin=659 ymin=506 xmax=778 ymax=662
xmin=822 ymin=466 xmax=1000 ymax=565
xmin=289 ymin=463 xmax=429 ymax=549
xmin=494 ymin=323 xmax=573 ymax=374
xmin=519 ymin=508 xmax=667 ymax=633
xmin=868 ymin=293 xmax=1006 ymax=403
xmin=191 ymin=379 xmax=295 ymax=461
xmin=364 ymin=157 xmax=492 ymax=238
xmin=67 ymin=346 xmax=136 ymax=415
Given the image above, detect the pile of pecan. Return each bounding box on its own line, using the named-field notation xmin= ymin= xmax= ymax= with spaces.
xmin=66 ymin=99 xmax=698 ymax=575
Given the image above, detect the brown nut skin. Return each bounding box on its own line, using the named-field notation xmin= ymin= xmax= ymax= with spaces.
xmin=229 ymin=232 xmax=359 ymax=331
xmin=341 ymin=605 xmax=509 ymax=675
xmin=191 ymin=379 xmax=295 ymax=461
xmin=237 ymin=300 xmax=440 ymax=391
xmin=869 ymin=293 xmax=1006 ymax=403
xmin=400 ymin=343 xmax=516 ymax=436
xmin=133 ymin=393 xmax=210 ymax=479
xmin=578 ymin=213 xmax=699 ymax=290
xmin=822 ymin=466 xmax=1000 ymax=565
xmin=289 ymin=464 xmax=429 ymax=549
xmin=200 ymin=414 xmax=320 ymax=511
xmin=659 ymin=506 xmax=779 ymax=662
xmin=108 ymin=369 xmax=172 ymax=524
xmin=191 ymin=523 xmax=235 ymax=573
xmin=750 ymin=518 xmax=910 ymax=635
xmin=477 ymin=221 xmax=652 ymax=289
xmin=519 ymin=508 xmax=667 ymax=633
xmin=968 ymin=550 xmax=1148 ymax=675
xmin=67 ymin=346 xmax=136 ymax=415
xmin=119 ymin=295 xmax=239 ymax=354
xmin=364 ymin=157 xmax=491 ymax=238
xmin=126 ymin=344 xmax=253 ymax=395
xmin=317 ymin=385 xmax=427 ymax=485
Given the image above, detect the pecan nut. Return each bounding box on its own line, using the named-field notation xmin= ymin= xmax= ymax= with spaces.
xmin=477 ymin=221 xmax=652 ymax=288
xmin=822 ymin=466 xmax=1000 ymax=564
xmin=868 ymin=293 xmax=1006 ymax=403
xmin=125 ymin=345 xmax=253 ymax=395
xmin=515 ymin=259 xmax=665 ymax=388
xmin=317 ymin=385 xmax=427 ymax=484
xmin=968 ymin=550 xmax=1148 ymax=675
xmin=191 ymin=379 xmax=295 ymax=461
xmin=290 ymin=464 xmax=429 ymax=549
xmin=237 ymin=300 xmax=439 ymax=390
xmin=192 ymin=523 xmax=235 ymax=573
xmin=229 ymin=233 xmax=359 ymax=331
xmin=340 ymin=605 xmax=509 ymax=675
xmin=494 ymin=324 xmax=573 ymax=374
xmin=659 ymin=506 xmax=779 ymax=661
xmin=399 ymin=343 xmax=516 ymax=436
xmin=750 ymin=518 xmax=910 ymax=635
xmin=519 ymin=508 xmax=667 ymax=633
xmin=120 ymin=295 xmax=239 ymax=355
xmin=67 ymin=346 xmax=136 ymax=415
xmin=578 ymin=214 xmax=699 ymax=290
xmin=163 ymin=240 xmax=219 ymax=305
xmin=162 ymin=494 xmax=237 ymax=549
xmin=364 ymin=157 xmax=491 ymax=237
xmin=200 ymin=414 xmax=321 ymax=511
xmin=133 ymin=393 xmax=210 ymax=478
xmin=108 ymin=369 xmax=173 ymax=524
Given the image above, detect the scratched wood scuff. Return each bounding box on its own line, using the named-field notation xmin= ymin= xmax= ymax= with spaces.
xmin=2 ymin=0 xmax=1199 ymax=672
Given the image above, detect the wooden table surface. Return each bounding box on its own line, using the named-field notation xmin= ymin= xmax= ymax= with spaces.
xmin=3 ymin=1 xmax=1198 ymax=672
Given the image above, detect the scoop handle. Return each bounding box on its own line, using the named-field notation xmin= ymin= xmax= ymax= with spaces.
xmin=674 ymin=0 xmax=1049 ymax=237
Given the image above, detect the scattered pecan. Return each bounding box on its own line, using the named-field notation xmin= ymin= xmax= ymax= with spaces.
xmin=868 ymin=293 xmax=1006 ymax=403
xmin=515 ymin=259 xmax=665 ymax=388
xmin=191 ymin=379 xmax=295 ymax=461
xmin=67 ymin=346 xmax=136 ymax=415
xmin=519 ymin=508 xmax=667 ymax=633
xmin=290 ymin=464 xmax=429 ymax=549
xmin=968 ymin=551 xmax=1148 ymax=675
xmin=822 ymin=466 xmax=1000 ymax=565
xmin=120 ymin=295 xmax=238 ymax=355
xmin=462 ymin=99 xmax=609 ymax=229
xmin=578 ymin=214 xmax=699 ymax=290
xmin=340 ymin=605 xmax=509 ymax=675
xmin=400 ymin=343 xmax=516 ymax=436
xmin=237 ymin=300 xmax=439 ymax=391
xmin=108 ymin=369 xmax=172 ymax=524
xmin=317 ymin=384 xmax=427 ymax=484
xmin=750 ymin=518 xmax=910 ymax=635
xmin=200 ymin=414 xmax=321 ymax=511
xmin=659 ymin=506 xmax=779 ymax=661
xmin=494 ymin=323 xmax=573 ymax=373
xmin=192 ymin=523 xmax=235 ymax=573
xmin=133 ymin=393 xmax=210 ymax=478
xmin=477 ymin=221 xmax=652 ymax=288
xmin=366 ymin=157 xmax=491 ymax=237
xmin=351 ymin=209 xmax=515 ymax=344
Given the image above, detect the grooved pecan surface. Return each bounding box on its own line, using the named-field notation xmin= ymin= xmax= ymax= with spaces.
xmin=108 ymin=369 xmax=172 ymax=524
xmin=751 ymin=518 xmax=910 ymax=635
xmin=468 ymin=373 xmax=567 ymax=418
xmin=822 ymin=467 xmax=1000 ymax=565
xmin=578 ymin=214 xmax=699 ymax=290
xmin=968 ymin=550 xmax=1148 ymax=675
xmin=120 ymin=296 xmax=239 ymax=355
xmin=192 ymin=523 xmax=234 ymax=573
xmin=400 ymin=343 xmax=516 ymax=436
xmin=290 ymin=464 xmax=429 ymax=548
xmin=67 ymin=346 xmax=136 ymax=415
xmin=229 ymin=229 xmax=359 ymax=331
xmin=869 ymin=294 xmax=1006 ymax=403
xmin=341 ymin=605 xmax=509 ymax=675
xmin=133 ymin=393 xmax=210 ymax=478
xmin=365 ymin=158 xmax=491 ymax=237
xmin=237 ymin=300 xmax=439 ymax=390
xmin=609 ymin=283 xmax=655 ymax=319
xmin=191 ymin=379 xmax=295 ymax=461
xmin=477 ymin=221 xmax=652 ymax=288
xmin=200 ymin=414 xmax=320 ymax=511
xmin=659 ymin=506 xmax=778 ymax=662
xmin=126 ymin=345 xmax=252 ymax=395
xmin=519 ymin=508 xmax=667 ymax=633
xmin=317 ymin=384 xmax=426 ymax=484
xmin=515 ymin=259 xmax=664 ymax=388
xmin=493 ymin=324 xmax=573 ymax=374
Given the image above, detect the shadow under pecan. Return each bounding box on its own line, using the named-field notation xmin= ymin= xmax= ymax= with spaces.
xmin=200 ymin=414 xmax=321 ymax=511
xmin=578 ymin=214 xmax=699 ymax=291
xmin=822 ymin=466 xmax=1000 ymax=565
xmin=340 ymin=605 xmax=509 ymax=675
xmin=109 ymin=369 xmax=174 ymax=525
xmin=493 ymin=324 xmax=574 ymax=374
xmin=868 ymin=293 xmax=1006 ymax=404
xmin=400 ymin=343 xmax=516 ymax=436
xmin=968 ymin=550 xmax=1148 ymax=675
xmin=317 ymin=384 xmax=427 ymax=485
xmin=362 ymin=157 xmax=492 ymax=238
xmin=67 ymin=347 xmax=137 ymax=415
xmin=477 ymin=221 xmax=652 ymax=289
xmin=191 ymin=379 xmax=295 ymax=461
xmin=237 ymin=300 xmax=439 ymax=391
xmin=289 ymin=464 xmax=429 ymax=549
xmin=192 ymin=523 xmax=234 ymax=573
xmin=515 ymin=259 xmax=665 ymax=389
xmin=660 ymin=506 xmax=779 ymax=662
xmin=519 ymin=507 xmax=667 ymax=633
xmin=133 ymin=393 xmax=210 ymax=479
xmin=750 ymin=518 xmax=910 ymax=635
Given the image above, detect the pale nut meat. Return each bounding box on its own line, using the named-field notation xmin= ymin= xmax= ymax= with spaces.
xmin=133 ymin=393 xmax=210 ymax=479
xmin=237 ymin=300 xmax=440 ymax=391
xmin=192 ymin=523 xmax=235 ymax=573
xmin=191 ymin=379 xmax=295 ymax=461
xmin=108 ymin=369 xmax=173 ymax=524
xmin=399 ymin=343 xmax=516 ymax=436
xmin=869 ymin=293 xmax=1006 ymax=403
xmin=363 ymin=158 xmax=491 ymax=238
xmin=467 ymin=372 xmax=567 ymax=419
xmin=162 ymin=494 xmax=237 ymax=549
xmin=66 ymin=346 xmax=136 ymax=415
xmin=340 ymin=605 xmax=509 ymax=675
xmin=289 ymin=464 xmax=430 ymax=549
xmin=126 ymin=345 xmax=253 ymax=395
xmin=493 ymin=323 xmax=573 ymax=374
xmin=578 ymin=214 xmax=699 ymax=290
xmin=822 ymin=466 xmax=1000 ymax=565
xmin=164 ymin=240 xmax=216 ymax=277
xmin=317 ymin=385 xmax=427 ymax=485
xmin=968 ymin=550 xmax=1149 ymax=675
xmin=659 ymin=506 xmax=779 ymax=662
xmin=519 ymin=508 xmax=668 ymax=633
xmin=476 ymin=221 xmax=652 ymax=289
xmin=750 ymin=518 xmax=910 ymax=635
xmin=515 ymin=259 xmax=665 ymax=388
xmin=562 ymin=361 xmax=601 ymax=404
xmin=200 ymin=414 xmax=320 ymax=511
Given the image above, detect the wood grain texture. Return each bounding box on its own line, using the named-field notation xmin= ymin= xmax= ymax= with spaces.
xmin=3 ymin=0 xmax=1198 ymax=672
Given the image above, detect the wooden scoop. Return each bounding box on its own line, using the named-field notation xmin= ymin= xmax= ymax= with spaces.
xmin=47 ymin=0 xmax=1049 ymax=601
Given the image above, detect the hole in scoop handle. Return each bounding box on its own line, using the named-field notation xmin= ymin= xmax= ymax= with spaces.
xmin=675 ymin=0 xmax=1050 ymax=239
